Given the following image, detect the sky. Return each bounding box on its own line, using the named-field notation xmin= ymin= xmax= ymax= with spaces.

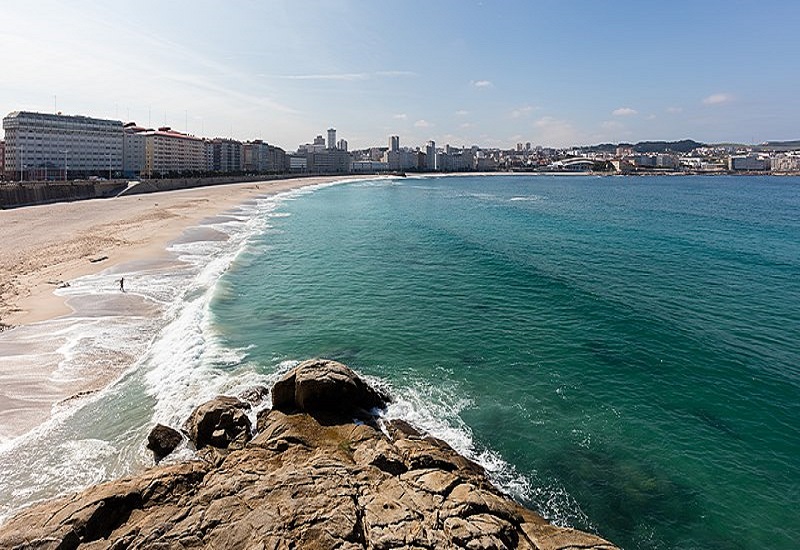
xmin=1 ymin=0 xmax=799 ymax=150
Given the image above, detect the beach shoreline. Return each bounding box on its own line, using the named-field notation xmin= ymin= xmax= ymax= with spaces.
xmin=0 ymin=175 xmax=374 ymax=444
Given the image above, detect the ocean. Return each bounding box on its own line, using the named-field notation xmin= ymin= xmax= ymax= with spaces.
xmin=0 ymin=174 xmax=798 ymax=549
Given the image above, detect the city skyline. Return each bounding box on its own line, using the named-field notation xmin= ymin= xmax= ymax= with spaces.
xmin=2 ymin=1 xmax=799 ymax=150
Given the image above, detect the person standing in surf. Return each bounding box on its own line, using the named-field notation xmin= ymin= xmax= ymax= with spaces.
xmin=119 ymin=277 xmax=125 ymax=292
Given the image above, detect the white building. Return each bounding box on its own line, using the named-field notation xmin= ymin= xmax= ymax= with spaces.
xmin=288 ymin=154 xmax=308 ymax=172
xmin=389 ymin=135 xmax=400 ymax=152
xmin=385 ymin=148 xmax=419 ymax=171
xmin=352 ymin=160 xmax=389 ymax=172
xmin=2 ymin=111 xmax=123 ymax=180
xmin=143 ymin=127 xmax=208 ymax=177
xmin=771 ymin=153 xmax=800 ymax=173
xmin=425 ymin=140 xmax=437 ymax=170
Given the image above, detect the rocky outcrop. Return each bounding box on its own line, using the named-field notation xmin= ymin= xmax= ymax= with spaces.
xmin=183 ymin=395 xmax=252 ymax=451
xmin=272 ymin=358 xmax=389 ymax=418
xmin=0 ymin=359 xmax=617 ymax=550
xmin=146 ymin=423 xmax=183 ymax=462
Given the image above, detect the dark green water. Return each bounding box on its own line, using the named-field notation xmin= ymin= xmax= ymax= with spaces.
xmin=210 ymin=175 xmax=800 ymax=549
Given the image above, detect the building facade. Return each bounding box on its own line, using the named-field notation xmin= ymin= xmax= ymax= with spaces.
xmin=2 ymin=111 xmax=123 ymax=180
xmin=327 ymin=128 xmax=336 ymax=150
xmin=425 ymin=141 xmax=437 ymax=170
xmin=143 ymin=127 xmax=208 ymax=177
xmin=123 ymin=123 xmax=146 ymax=178
xmin=306 ymin=148 xmax=351 ymax=174
xmin=771 ymin=153 xmax=800 ymax=172
xmin=385 ymin=148 xmax=419 ymax=171
xmin=0 ymin=140 xmax=5 ymax=181
xmin=729 ymin=154 xmax=770 ymax=171
xmin=287 ymin=154 xmax=308 ymax=172
xmin=243 ymin=140 xmax=269 ymax=173
xmin=213 ymin=139 xmax=243 ymax=173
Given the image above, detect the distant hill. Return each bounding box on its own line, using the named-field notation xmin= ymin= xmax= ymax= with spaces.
xmin=757 ymin=140 xmax=800 ymax=152
xmin=581 ymin=140 xmax=704 ymax=154
xmin=633 ymin=140 xmax=704 ymax=153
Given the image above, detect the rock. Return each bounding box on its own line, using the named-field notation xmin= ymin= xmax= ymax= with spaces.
xmin=146 ymin=423 xmax=183 ymax=461
xmin=183 ymin=396 xmax=252 ymax=450
xmin=0 ymin=360 xmax=618 ymax=550
xmin=238 ymin=385 xmax=270 ymax=406
xmin=272 ymin=358 xmax=389 ymax=418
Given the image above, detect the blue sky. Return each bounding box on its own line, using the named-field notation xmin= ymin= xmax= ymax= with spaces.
xmin=1 ymin=0 xmax=799 ymax=149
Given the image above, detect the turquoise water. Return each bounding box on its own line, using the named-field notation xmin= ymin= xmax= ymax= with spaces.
xmin=210 ymin=175 xmax=800 ymax=549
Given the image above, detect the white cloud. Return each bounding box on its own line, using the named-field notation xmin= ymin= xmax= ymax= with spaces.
xmin=703 ymin=93 xmax=733 ymax=105
xmin=645 ymin=114 xmax=657 ymax=120
xmin=277 ymin=73 xmax=369 ymax=81
xmin=667 ymin=106 xmax=683 ymax=114
xmin=375 ymin=70 xmax=417 ymax=78
xmin=471 ymin=80 xmax=493 ymax=88
xmin=602 ymin=120 xmax=624 ymax=130
xmin=460 ymin=122 xmax=474 ymax=129
xmin=455 ymin=109 xmax=469 ymax=116
xmin=511 ymin=105 xmax=536 ymax=118
xmin=534 ymin=116 xmax=580 ymax=147
xmin=612 ymin=107 xmax=637 ymax=116
xmin=392 ymin=113 xmax=408 ymax=120
xmin=414 ymin=119 xmax=432 ymax=128
xmin=269 ymin=70 xmax=416 ymax=81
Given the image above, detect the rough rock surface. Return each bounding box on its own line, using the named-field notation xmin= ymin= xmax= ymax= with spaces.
xmin=0 ymin=360 xmax=617 ymax=550
xmin=238 ymin=384 xmax=270 ymax=406
xmin=146 ymin=423 xmax=183 ymax=462
xmin=272 ymin=358 xmax=389 ymax=417
xmin=183 ymin=395 xmax=252 ymax=451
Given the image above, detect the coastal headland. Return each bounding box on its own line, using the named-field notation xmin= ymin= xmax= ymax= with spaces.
xmin=0 ymin=359 xmax=618 ymax=549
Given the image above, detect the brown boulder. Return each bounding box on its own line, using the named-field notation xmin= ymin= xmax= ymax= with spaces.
xmin=183 ymin=395 xmax=252 ymax=450
xmin=272 ymin=359 xmax=389 ymax=418
xmin=146 ymin=423 xmax=183 ymax=461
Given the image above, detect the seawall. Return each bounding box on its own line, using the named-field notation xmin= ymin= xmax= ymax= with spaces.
xmin=0 ymin=174 xmax=342 ymax=209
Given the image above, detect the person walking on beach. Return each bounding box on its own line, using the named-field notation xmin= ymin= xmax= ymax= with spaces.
xmin=119 ymin=277 xmax=125 ymax=292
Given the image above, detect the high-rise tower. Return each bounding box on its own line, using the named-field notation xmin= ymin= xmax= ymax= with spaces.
xmin=327 ymin=128 xmax=336 ymax=150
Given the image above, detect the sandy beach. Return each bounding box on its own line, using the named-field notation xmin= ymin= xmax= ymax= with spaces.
xmin=0 ymin=175 xmax=370 ymax=443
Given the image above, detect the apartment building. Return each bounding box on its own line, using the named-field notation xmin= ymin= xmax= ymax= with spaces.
xmin=123 ymin=123 xmax=147 ymax=178
xmin=143 ymin=127 xmax=207 ymax=177
xmin=213 ymin=139 xmax=243 ymax=173
xmin=2 ymin=111 xmax=123 ymax=180
xmin=771 ymin=153 xmax=800 ymax=172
